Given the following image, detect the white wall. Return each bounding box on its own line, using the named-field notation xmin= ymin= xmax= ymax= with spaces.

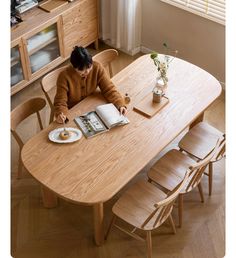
xmin=141 ymin=0 xmax=225 ymax=84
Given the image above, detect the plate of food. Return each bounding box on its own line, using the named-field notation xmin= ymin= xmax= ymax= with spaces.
xmin=48 ymin=127 xmax=82 ymax=143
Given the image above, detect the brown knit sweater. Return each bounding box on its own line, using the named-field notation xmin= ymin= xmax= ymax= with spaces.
xmin=54 ymin=61 xmax=125 ymax=118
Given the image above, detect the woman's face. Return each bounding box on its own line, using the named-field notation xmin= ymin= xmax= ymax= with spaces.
xmin=76 ymin=64 xmax=93 ymax=78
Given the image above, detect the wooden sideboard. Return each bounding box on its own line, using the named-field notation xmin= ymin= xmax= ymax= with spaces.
xmin=11 ymin=0 xmax=99 ymax=95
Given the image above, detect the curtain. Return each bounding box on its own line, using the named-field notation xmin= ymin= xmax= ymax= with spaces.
xmin=99 ymin=0 xmax=142 ymax=55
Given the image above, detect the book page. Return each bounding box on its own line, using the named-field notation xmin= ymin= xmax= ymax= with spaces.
xmin=74 ymin=111 xmax=108 ymax=138
xmin=95 ymin=103 xmax=128 ymax=128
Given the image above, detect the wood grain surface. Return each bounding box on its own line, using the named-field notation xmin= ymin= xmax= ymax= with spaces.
xmin=21 ymin=54 xmax=222 ymax=205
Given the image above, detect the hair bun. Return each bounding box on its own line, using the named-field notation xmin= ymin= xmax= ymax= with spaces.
xmin=70 ymin=46 xmax=92 ymax=70
xmin=74 ymin=46 xmax=86 ymax=56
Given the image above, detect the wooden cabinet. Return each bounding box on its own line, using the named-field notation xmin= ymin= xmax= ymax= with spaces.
xmin=11 ymin=0 xmax=99 ymax=95
xmin=62 ymin=0 xmax=98 ymax=57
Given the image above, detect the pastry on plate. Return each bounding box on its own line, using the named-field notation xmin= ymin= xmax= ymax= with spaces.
xmin=59 ymin=130 xmax=71 ymax=140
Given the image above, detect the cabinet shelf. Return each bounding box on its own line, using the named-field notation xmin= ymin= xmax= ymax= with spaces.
xmin=28 ymin=37 xmax=57 ymax=56
xmin=11 ymin=58 xmax=21 ymax=67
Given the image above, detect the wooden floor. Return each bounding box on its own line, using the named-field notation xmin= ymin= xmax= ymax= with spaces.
xmin=11 ymin=43 xmax=225 ymax=258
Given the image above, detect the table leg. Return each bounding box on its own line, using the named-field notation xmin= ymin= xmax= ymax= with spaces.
xmin=93 ymin=203 xmax=104 ymax=246
xmin=41 ymin=185 xmax=58 ymax=208
xmin=190 ymin=112 xmax=204 ymax=129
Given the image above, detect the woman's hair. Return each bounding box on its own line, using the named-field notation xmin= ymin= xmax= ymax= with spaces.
xmin=70 ymin=46 xmax=93 ymax=70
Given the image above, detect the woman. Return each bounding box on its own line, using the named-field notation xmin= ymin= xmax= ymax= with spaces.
xmin=54 ymin=46 xmax=127 ymax=123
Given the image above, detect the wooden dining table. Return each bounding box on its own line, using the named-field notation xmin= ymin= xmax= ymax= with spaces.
xmin=21 ymin=54 xmax=222 ymax=246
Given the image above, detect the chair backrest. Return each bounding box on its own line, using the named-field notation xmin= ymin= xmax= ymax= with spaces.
xmin=141 ymin=171 xmax=190 ymax=229
xmin=185 ymin=136 xmax=224 ymax=193
xmin=41 ymin=65 xmax=69 ymax=124
xmin=11 ymin=97 xmax=46 ymax=149
xmin=212 ymin=134 xmax=226 ymax=162
xmin=93 ymin=49 xmax=119 ymax=78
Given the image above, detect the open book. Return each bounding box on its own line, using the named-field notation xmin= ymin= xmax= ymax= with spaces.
xmin=74 ymin=103 xmax=129 ymax=138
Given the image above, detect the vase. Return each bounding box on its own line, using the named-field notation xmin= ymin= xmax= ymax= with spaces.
xmin=155 ymin=76 xmax=167 ymax=92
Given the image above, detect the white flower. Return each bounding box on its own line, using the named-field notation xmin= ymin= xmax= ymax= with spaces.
xmin=150 ymin=44 xmax=178 ymax=87
xmin=159 ymin=62 xmax=166 ymax=70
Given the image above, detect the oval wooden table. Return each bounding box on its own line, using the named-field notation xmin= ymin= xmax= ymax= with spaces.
xmin=21 ymin=54 xmax=222 ymax=246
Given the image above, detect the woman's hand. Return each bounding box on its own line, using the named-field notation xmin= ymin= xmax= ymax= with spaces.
xmin=119 ymin=106 xmax=127 ymax=116
xmin=56 ymin=113 xmax=67 ymax=124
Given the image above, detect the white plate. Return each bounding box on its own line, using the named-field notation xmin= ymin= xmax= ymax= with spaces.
xmin=48 ymin=127 xmax=82 ymax=143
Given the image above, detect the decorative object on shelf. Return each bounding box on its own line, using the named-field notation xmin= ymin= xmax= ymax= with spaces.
xmin=10 ymin=13 xmax=23 ymax=27
xmin=15 ymin=0 xmax=38 ymax=14
xmin=150 ymin=43 xmax=178 ymax=93
xmin=124 ymin=93 xmax=131 ymax=104
xmin=153 ymin=88 xmax=164 ymax=103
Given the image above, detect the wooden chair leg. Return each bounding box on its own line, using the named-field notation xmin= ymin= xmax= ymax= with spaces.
xmin=105 ymin=215 xmax=116 ymax=240
xmin=197 ymin=182 xmax=204 ymax=203
xmin=168 ymin=214 xmax=176 ymax=234
xmin=146 ymin=231 xmax=152 ymax=258
xmin=208 ymin=162 xmax=213 ymax=196
xmin=178 ymin=194 xmax=183 ymax=228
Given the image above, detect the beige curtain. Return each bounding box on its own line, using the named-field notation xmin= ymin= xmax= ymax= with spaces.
xmin=99 ymin=0 xmax=142 ymax=55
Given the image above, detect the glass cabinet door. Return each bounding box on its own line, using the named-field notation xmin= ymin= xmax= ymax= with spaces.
xmin=11 ymin=45 xmax=24 ymax=87
xmin=26 ymin=23 xmax=60 ymax=74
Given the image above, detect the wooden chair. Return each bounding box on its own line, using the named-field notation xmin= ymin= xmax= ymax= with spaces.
xmin=147 ymin=137 xmax=223 ymax=228
xmin=93 ymin=49 xmax=119 ymax=77
xmin=105 ymin=172 xmax=190 ymax=258
xmin=11 ymin=97 xmax=46 ymax=179
xmin=41 ymin=65 xmax=69 ymax=124
xmin=178 ymin=122 xmax=225 ymax=195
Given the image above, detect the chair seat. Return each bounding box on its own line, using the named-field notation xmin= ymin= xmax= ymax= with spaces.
xmin=112 ymin=179 xmax=167 ymax=230
xmin=147 ymin=149 xmax=195 ymax=193
xmin=178 ymin=122 xmax=223 ymax=160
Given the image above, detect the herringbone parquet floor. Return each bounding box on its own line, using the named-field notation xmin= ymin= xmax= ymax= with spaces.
xmin=11 ymin=43 xmax=225 ymax=258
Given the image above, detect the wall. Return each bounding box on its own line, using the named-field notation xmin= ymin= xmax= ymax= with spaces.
xmin=141 ymin=0 xmax=225 ymax=84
